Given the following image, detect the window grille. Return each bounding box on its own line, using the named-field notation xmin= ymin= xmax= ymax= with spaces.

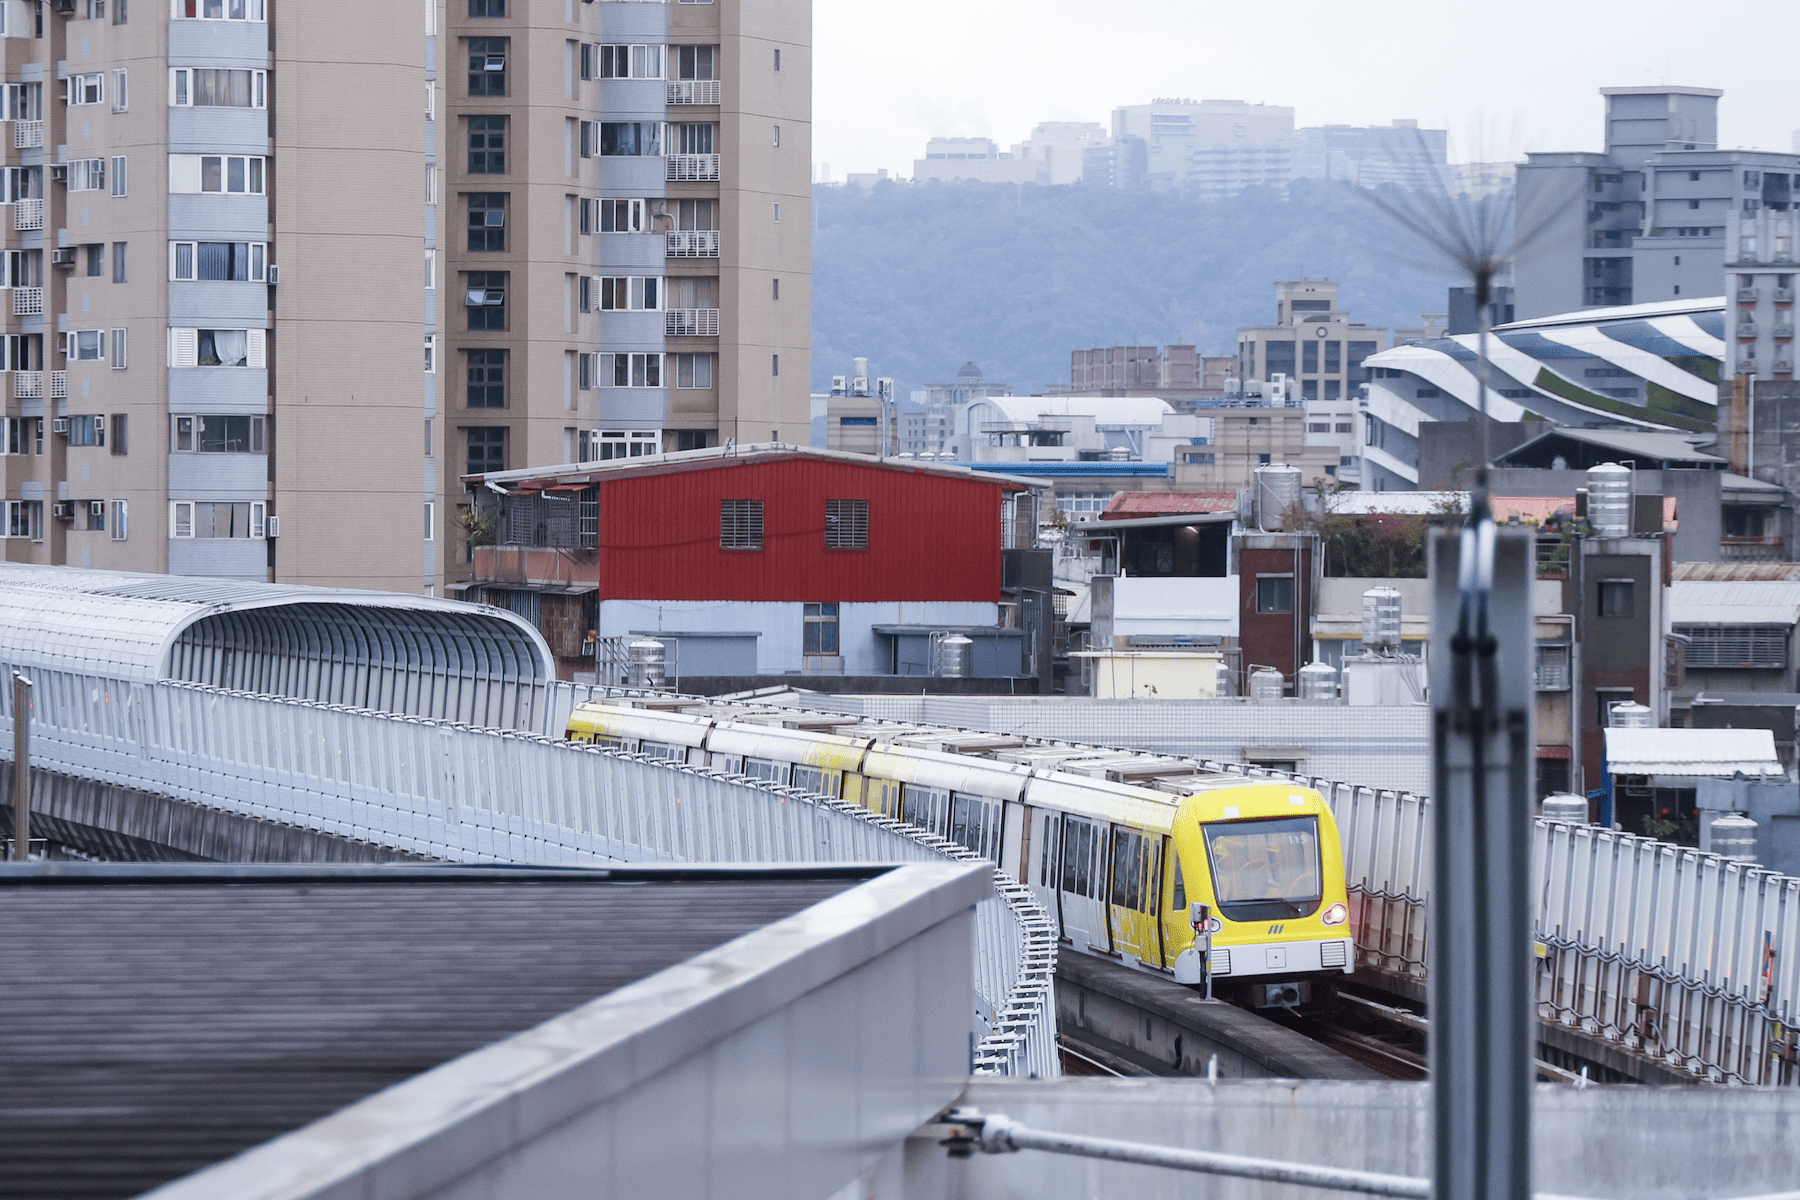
xmin=1534 ymin=644 xmax=1571 ymax=690
xmin=1676 ymin=624 xmax=1789 ymax=670
xmin=720 ymin=499 xmax=762 ymax=550
xmin=824 ymin=498 xmax=867 ymax=549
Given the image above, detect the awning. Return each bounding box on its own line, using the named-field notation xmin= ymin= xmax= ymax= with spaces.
xmin=1603 ymin=727 xmax=1783 ymax=778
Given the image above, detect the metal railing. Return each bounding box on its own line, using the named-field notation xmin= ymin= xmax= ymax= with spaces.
xmin=13 ymin=120 xmax=42 ymax=149
xmin=49 ymin=370 xmax=64 ymax=398
xmin=11 ymin=286 xmax=41 ymax=316
xmin=665 ymin=229 xmax=720 ymax=257
xmin=14 ymin=198 xmax=42 ymax=230
xmin=667 ymin=153 xmax=720 ymax=182
xmin=666 ymin=307 xmax=719 ymax=336
xmin=667 ymin=80 xmax=721 ymax=105
xmin=0 ymin=671 xmax=1058 ymax=1078
xmin=11 ymin=369 xmax=40 ymax=399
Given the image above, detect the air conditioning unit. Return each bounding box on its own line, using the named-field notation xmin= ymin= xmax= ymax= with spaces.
xmin=265 ymin=515 xmax=280 ymax=538
xmin=48 ymin=164 xmax=67 ymax=183
xmin=89 ymin=500 xmax=104 ymax=518
xmin=51 ymin=416 xmax=68 ymax=434
xmin=50 ymin=247 xmax=77 ymax=268
xmin=51 ymin=501 xmax=72 ymax=519
xmin=266 ymin=265 xmax=279 ymax=286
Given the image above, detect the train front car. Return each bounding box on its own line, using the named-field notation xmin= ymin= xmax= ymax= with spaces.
xmin=1165 ymin=783 xmax=1353 ymax=1007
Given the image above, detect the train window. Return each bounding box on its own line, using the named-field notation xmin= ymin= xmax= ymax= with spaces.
xmin=791 ymin=765 xmax=840 ymax=797
xmin=1059 ymin=817 xmax=1104 ymax=899
xmin=591 ymin=735 xmax=623 ymax=749
xmin=948 ymin=792 xmax=1000 ymax=861
xmin=1109 ymin=829 xmax=1160 ymax=912
xmin=901 ymin=784 xmax=949 ymax=838
xmin=1038 ymin=814 xmax=1062 ymax=888
xmin=1170 ymin=849 xmax=1186 ymax=911
xmin=1201 ymin=815 xmax=1322 ymax=921
xmin=639 ymin=741 xmax=684 ymax=762
xmin=743 ymin=757 xmax=787 ymax=784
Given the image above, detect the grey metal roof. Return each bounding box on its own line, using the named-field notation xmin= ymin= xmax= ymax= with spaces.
xmin=0 ymin=862 xmax=872 ymax=1200
xmin=1493 ymin=427 xmax=1727 ymax=467
xmin=0 ymin=564 xmax=553 ymax=686
xmin=1604 ymin=727 xmax=1784 ymax=777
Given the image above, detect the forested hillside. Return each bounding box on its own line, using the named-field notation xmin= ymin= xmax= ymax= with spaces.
xmin=810 ymin=178 xmax=1465 ymax=399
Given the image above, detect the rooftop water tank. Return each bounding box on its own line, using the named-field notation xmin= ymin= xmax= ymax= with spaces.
xmin=1248 ymin=666 xmax=1285 ymax=702
xmin=1361 ymin=586 xmax=1403 ymax=652
xmin=1609 ymin=701 xmax=1652 ymax=728
xmin=1709 ymin=812 xmax=1759 ymax=864
xmin=1214 ymin=658 xmax=1236 ymax=698
xmin=1587 ymin=461 xmax=1632 ymax=538
xmin=1255 ymin=463 xmax=1302 ymax=532
xmin=627 ymin=638 xmax=666 ymax=689
xmin=1540 ymin=793 xmax=1589 ymax=824
xmin=1297 ymin=660 xmax=1339 ymax=701
xmin=932 ymin=633 xmax=973 ymax=679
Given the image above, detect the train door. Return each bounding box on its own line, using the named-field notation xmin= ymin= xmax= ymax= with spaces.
xmin=1158 ymin=838 xmax=1195 ymax=968
xmin=1108 ymin=825 xmax=1162 ymax=965
xmin=946 ymin=791 xmax=1003 ymax=862
xmin=1057 ymin=815 xmax=1111 ymax=953
xmin=1028 ymin=809 xmax=1063 ymax=938
xmin=901 ymin=784 xmax=950 ymax=840
xmin=791 ymin=764 xmax=842 ymax=799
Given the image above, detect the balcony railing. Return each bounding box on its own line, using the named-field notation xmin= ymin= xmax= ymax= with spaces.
xmin=1775 ymin=324 xmax=1795 ymax=340
xmin=1738 ymin=319 xmax=1757 ymax=337
xmin=14 ymin=198 xmax=42 ymax=231
xmin=667 ymin=80 xmax=721 ymax=105
xmin=13 ymin=120 xmax=42 ymax=149
xmin=50 ymin=369 xmax=65 ymax=398
xmin=665 ymin=307 xmax=719 ymax=337
xmin=10 ymin=287 xmax=41 ymax=316
xmin=1738 ymin=287 xmax=1760 ymax=303
xmin=12 ymin=370 xmax=40 ymax=398
xmin=1721 ymin=535 xmax=1788 ymax=562
xmin=665 ymin=229 xmax=720 ymax=257
xmin=1776 ymin=287 xmax=1796 ymax=303
xmin=1775 ymin=359 xmax=1795 ymax=375
xmin=667 ymin=153 xmax=720 ymax=182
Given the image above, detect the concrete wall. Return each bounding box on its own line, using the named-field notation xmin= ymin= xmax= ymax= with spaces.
xmin=907 ymin=1078 xmax=1800 ymax=1199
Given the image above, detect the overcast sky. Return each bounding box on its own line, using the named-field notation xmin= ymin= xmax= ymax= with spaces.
xmin=814 ymin=0 xmax=1799 ymax=181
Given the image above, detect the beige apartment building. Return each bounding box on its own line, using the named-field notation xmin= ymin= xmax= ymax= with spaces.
xmin=0 ymin=0 xmax=810 ymax=593
xmin=1233 ymin=279 xmax=1389 ymax=404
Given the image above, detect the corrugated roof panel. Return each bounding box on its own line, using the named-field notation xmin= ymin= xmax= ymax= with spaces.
xmin=1670 ymin=580 xmax=1800 ymax=623
xmin=1604 ymin=727 xmax=1783 ymax=776
xmin=1101 ymin=491 xmax=1238 ymax=517
xmin=1674 ymin=563 xmax=1800 ymax=582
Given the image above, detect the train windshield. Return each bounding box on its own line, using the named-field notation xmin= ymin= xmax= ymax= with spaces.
xmin=1200 ymin=816 xmax=1322 ymax=921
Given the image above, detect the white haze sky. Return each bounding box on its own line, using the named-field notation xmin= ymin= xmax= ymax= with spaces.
xmin=814 ymin=0 xmax=1799 ymax=180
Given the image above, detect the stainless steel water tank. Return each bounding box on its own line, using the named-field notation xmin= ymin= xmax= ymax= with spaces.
xmin=1361 ymin=586 xmax=1403 ymax=652
xmin=1540 ymin=793 xmax=1590 ymax=824
xmin=1709 ymin=812 xmax=1759 ymax=863
xmin=1609 ymin=701 xmax=1652 ymax=728
xmin=933 ymin=633 xmax=973 ymax=678
xmin=1249 ymin=666 xmax=1285 ymax=702
xmin=1297 ymin=661 xmax=1339 ymax=701
xmin=1214 ymin=658 xmax=1236 ymax=698
xmin=1254 ymin=463 xmax=1303 ymax=532
xmin=627 ymin=638 xmax=666 ymax=689
xmin=1587 ymin=461 xmax=1632 ymax=538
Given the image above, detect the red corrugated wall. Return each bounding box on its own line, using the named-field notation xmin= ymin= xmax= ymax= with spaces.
xmin=597 ymin=457 xmax=1007 ymax=601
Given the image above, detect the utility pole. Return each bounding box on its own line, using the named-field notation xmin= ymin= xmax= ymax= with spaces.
xmin=1429 ymin=519 xmax=1535 ymax=1200
xmin=11 ymin=671 xmax=30 ymax=862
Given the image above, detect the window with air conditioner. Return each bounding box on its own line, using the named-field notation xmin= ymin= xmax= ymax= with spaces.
xmin=172 ymin=0 xmax=268 ymax=21
xmin=65 ymin=159 xmax=105 ymax=192
xmin=81 ymin=499 xmax=106 ymax=532
xmin=824 ymin=499 xmax=868 ymax=550
xmin=2 ymin=417 xmax=43 ymax=456
xmin=673 ymin=352 xmax=713 ymax=388
xmin=598 ymin=276 xmax=662 ymax=311
xmin=65 ymin=74 xmax=105 ymax=107
xmin=2 ymin=499 xmax=42 ymax=541
xmin=168 ymin=154 xmax=266 ymax=195
xmin=169 ymin=241 xmax=266 ymax=282
xmin=466 ymin=193 xmax=507 ymax=252
xmin=169 ymin=414 xmax=265 ymax=453
xmin=601 ymin=352 xmax=661 ymax=388
xmin=65 ymin=414 xmax=106 ymax=446
xmin=168 ymin=500 xmax=266 ymax=539
xmin=167 ymin=327 xmax=267 ymax=368
xmin=66 ymin=331 xmax=105 ymax=362
xmin=720 ymin=499 xmax=763 ymax=550
xmin=599 ymin=45 xmax=665 ymax=79
xmin=168 ymin=67 xmax=265 ymax=108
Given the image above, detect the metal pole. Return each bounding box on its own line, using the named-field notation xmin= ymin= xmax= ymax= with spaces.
xmin=11 ymin=671 xmax=30 ymax=862
xmin=1429 ymin=522 xmax=1535 ymax=1200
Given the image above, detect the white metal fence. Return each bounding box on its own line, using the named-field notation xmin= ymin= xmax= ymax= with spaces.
xmin=0 ymin=671 xmax=1057 ymax=1078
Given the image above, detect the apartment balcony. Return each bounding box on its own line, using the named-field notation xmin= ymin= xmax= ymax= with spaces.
xmin=666 ymin=307 xmax=719 ymax=337
xmin=1775 ymin=324 xmax=1795 ymax=340
xmin=1738 ymin=286 xmax=1760 ymax=303
xmin=1775 ymin=287 xmax=1796 ymax=303
xmin=1721 ymin=535 xmax=1788 ymax=562
xmin=13 ymin=198 xmax=42 ymax=231
xmin=12 ymin=121 xmax=41 ymax=150
xmin=667 ymin=154 xmax=720 ymax=182
xmin=1738 ymin=319 xmax=1757 ymax=338
xmin=666 ymin=80 xmax=720 ymax=105
xmin=471 ymin=545 xmax=596 ymax=588
xmin=10 ymin=287 xmax=41 ymax=316
xmin=12 ymin=370 xmax=66 ymax=400
xmin=665 ymin=229 xmax=720 ymax=257
xmin=1775 ymin=359 xmax=1794 ymax=375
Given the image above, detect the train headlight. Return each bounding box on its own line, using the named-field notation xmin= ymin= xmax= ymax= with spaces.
xmin=1201 ymin=916 xmax=1222 ymax=933
xmin=1321 ymin=902 xmax=1349 ymax=926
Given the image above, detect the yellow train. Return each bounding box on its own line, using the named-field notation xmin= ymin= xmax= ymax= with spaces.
xmin=566 ymin=700 xmax=1355 ymax=1006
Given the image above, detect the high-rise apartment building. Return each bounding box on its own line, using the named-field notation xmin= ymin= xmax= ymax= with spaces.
xmin=1233 ymin=280 xmax=1390 ymax=403
xmin=0 ymin=0 xmax=811 ymax=592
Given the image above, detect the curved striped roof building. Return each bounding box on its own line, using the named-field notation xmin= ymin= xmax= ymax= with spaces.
xmin=1358 ymin=297 xmax=1725 ymax=489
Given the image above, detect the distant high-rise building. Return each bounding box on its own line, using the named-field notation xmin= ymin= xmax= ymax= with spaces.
xmin=1011 ymin=122 xmax=1108 ymax=187
xmin=1065 ymin=344 xmax=1230 ymax=405
xmin=1295 ymin=121 xmax=1449 ymax=190
xmin=913 ymin=137 xmax=1043 ymax=185
xmin=1233 ymin=280 xmax=1391 ymax=404
xmin=1514 ymin=86 xmax=1800 ymax=319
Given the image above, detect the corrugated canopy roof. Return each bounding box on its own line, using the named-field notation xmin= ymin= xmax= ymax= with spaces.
xmin=1604 ymin=727 xmax=1783 ymax=777
xmin=1670 ymin=580 xmax=1800 ymax=624
xmin=463 ymin=442 xmax=1048 ymax=491
xmin=1674 ymin=563 xmax=1800 ymax=582
xmin=1100 ymin=492 xmax=1238 ymax=518
xmin=1494 ymin=427 xmax=1726 ymax=467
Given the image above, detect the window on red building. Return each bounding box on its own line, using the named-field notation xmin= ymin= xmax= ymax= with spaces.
xmin=824 ymin=498 xmax=868 ymax=550
xmin=720 ymin=499 xmax=763 ymax=550
xmin=1255 ymin=575 xmax=1293 ymax=614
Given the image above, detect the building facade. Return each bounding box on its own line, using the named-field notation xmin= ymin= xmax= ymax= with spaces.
xmin=1233 ymin=279 xmax=1390 ymax=404
xmin=0 ymin=0 xmax=812 ymax=592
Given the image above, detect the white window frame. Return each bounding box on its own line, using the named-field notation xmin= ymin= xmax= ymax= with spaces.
xmin=3 ymin=499 xmax=43 ymax=541
xmin=167 ymin=327 xmax=267 ymax=369
xmin=425 ymin=165 xmax=438 ymax=204
xmin=110 ymin=499 xmax=128 ymax=541
xmin=673 ymin=351 xmax=714 ymax=389
xmin=168 ymin=499 xmax=267 ymax=539
xmin=110 ymin=155 xmax=127 ymax=197
xmin=597 ymin=276 xmax=662 ymax=311
xmin=424 ymin=502 xmax=435 ymax=541
xmin=168 ymin=67 xmax=267 ymax=109
xmin=110 ymin=327 xmax=127 ymax=369
xmin=599 ymin=352 xmax=663 ymax=388
xmin=65 ymin=330 xmax=106 ymax=362
xmin=3 ymin=83 xmax=42 ymax=122
xmin=579 ymin=429 xmax=660 ymax=461
xmin=599 ymin=197 xmax=646 ymax=233
xmin=66 ymin=158 xmax=106 ymax=192
xmin=167 ymin=154 xmax=267 ymax=195
xmin=168 ymin=240 xmax=268 ymax=282
xmin=2 ymin=417 xmax=44 ymax=456
xmin=110 ymin=69 xmax=128 ymax=112
xmin=65 ymin=73 xmax=105 ymax=107
xmin=424 ymin=80 xmax=435 ymax=119
xmin=171 ymin=0 xmax=268 ymax=21
xmin=424 ymin=334 xmax=437 ymax=374
xmin=598 ymin=44 xmax=666 ymax=80
xmin=169 ymin=413 xmax=266 ymax=453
